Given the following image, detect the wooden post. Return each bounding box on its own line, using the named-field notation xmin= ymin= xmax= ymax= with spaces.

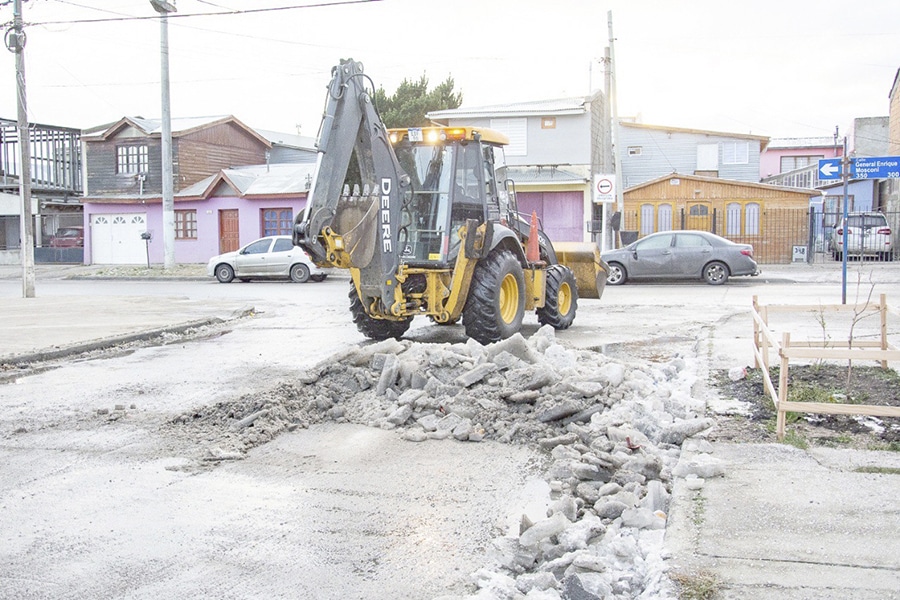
xmin=752 ymin=296 xmax=760 ymax=368
xmin=762 ymin=304 xmax=770 ymax=371
xmin=880 ymin=293 xmax=888 ymax=369
xmin=777 ymin=332 xmax=790 ymax=441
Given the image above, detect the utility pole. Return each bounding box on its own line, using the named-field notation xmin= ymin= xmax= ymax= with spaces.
xmin=151 ymin=0 xmax=176 ymax=269
xmin=840 ymin=136 xmax=849 ymax=304
xmin=8 ymin=0 xmax=35 ymax=297
xmin=607 ymin=11 xmax=624 ymax=247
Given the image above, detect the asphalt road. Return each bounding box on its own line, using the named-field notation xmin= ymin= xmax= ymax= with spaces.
xmin=1 ymin=262 xmax=899 ymax=599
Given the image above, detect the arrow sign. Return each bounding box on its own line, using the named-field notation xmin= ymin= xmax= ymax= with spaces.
xmin=818 ymin=158 xmax=841 ymax=179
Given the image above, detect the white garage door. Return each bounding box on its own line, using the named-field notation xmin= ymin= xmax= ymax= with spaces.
xmin=91 ymin=213 xmax=147 ymax=264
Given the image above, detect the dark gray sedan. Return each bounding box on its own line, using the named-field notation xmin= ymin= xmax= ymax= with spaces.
xmin=602 ymin=230 xmax=760 ymax=285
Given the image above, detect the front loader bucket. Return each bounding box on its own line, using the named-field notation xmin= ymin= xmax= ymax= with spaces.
xmin=552 ymin=242 xmax=608 ymax=300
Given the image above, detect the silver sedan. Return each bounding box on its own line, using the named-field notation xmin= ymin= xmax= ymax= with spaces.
xmin=207 ymin=235 xmax=327 ymax=283
xmin=602 ymin=230 xmax=760 ymax=286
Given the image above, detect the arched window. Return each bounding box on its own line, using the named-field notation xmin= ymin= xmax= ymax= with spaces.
xmin=726 ymin=202 xmax=741 ymax=235
xmin=640 ymin=204 xmax=654 ymax=235
xmin=658 ymin=203 xmax=673 ymax=232
xmin=745 ymin=202 xmax=760 ymax=235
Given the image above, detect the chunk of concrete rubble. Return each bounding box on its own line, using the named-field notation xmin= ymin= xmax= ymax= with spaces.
xmin=536 ymin=400 xmax=583 ymax=423
xmin=563 ymin=380 xmax=606 ymax=398
xmin=454 ymin=362 xmax=498 ymax=387
xmin=658 ymin=417 xmax=714 ymax=445
xmin=621 ymin=507 xmax=667 ymax=530
xmin=563 ymin=572 xmax=613 ymax=600
xmin=484 ymin=332 xmax=541 ymax=364
xmin=597 ymin=363 xmax=625 ymax=387
xmin=500 ymin=389 xmax=541 ymax=404
xmin=508 ymin=365 xmax=560 ymax=390
xmin=375 ymin=354 xmax=399 ymax=395
xmin=519 ymin=512 xmax=571 ymax=547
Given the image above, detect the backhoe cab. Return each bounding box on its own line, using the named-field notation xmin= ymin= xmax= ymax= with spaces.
xmin=294 ymin=59 xmax=605 ymax=345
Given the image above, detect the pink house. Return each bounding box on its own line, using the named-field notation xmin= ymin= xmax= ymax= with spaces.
xmin=759 ymin=136 xmax=842 ymax=180
xmin=82 ymin=163 xmax=315 ymax=265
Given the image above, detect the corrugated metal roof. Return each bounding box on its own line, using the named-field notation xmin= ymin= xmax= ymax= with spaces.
xmin=177 ymin=163 xmax=316 ymax=199
xmin=428 ymin=96 xmax=594 ymax=120
xmin=254 ymin=128 xmax=317 ymax=150
xmin=768 ymin=137 xmax=838 ymax=150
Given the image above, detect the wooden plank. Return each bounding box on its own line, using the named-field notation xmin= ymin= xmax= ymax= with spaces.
xmin=779 ymin=401 xmax=900 ymax=418
xmin=781 ymin=347 xmax=900 ymax=361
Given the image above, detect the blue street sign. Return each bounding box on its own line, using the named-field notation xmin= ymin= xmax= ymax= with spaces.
xmin=852 ymin=156 xmax=900 ymax=179
xmin=817 ymin=158 xmax=843 ymax=179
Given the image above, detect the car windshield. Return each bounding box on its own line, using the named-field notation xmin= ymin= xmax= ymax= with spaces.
xmin=56 ymin=228 xmax=81 ymax=237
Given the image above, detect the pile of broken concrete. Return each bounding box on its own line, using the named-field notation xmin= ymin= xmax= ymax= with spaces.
xmin=172 ymin=326 xmax=724 ymax=599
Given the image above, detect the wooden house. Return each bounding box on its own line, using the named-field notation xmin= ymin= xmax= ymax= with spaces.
xmin=623 ymin=173 xmax=821 ymax=263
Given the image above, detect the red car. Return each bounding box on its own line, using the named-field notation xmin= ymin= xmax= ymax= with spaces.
xmin=49 ymin=226 xmax=84 ymax=248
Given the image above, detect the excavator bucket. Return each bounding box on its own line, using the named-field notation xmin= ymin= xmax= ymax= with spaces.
xmin=552 ymin=242 xmax=609 ymax=300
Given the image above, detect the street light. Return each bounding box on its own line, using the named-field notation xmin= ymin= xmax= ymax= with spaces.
xmin=150 ymin=0 xmax=176 ymax=269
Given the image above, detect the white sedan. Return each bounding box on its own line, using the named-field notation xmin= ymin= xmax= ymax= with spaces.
xmin=207 ymin=235 xmax=327 ymax=283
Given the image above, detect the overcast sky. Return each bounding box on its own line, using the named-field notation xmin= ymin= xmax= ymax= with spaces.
xmin=1 ymin=0 xmax=898 ymax=142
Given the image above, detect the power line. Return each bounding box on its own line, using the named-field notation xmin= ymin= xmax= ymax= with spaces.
xmin=23 ymin=0 xmax=383 ymax=26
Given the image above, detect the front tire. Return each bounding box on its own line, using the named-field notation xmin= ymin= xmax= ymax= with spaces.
xmin=703 ymin=261 xmax=729 ymax=285
xmin=606 ymin=262 xmax=626 ymax=286
xmin=537 ymin=264 xmax=578 ymax=330
xmin=290 ymin=263 xmax=311 ymax=283
xmin=463 ymin=249 xmax=525 ymax=345
xmin=215 ymin=264 xmax=235 ymax=283
xmin=349 ymin=284 xmax=411 ymax=340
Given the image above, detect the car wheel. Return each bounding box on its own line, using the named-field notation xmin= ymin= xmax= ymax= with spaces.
xmin=290 ymin=263 xmax=310 ymax=283
xmin=703 ymin=261 xmax=729 ymax=285
xmin=215 ymin=264 xmax=235 ymax=283
xmin=606 ymin=262 xmax=626 ymax=286
xmin=832 ymin=251 xmax=841 ymax=261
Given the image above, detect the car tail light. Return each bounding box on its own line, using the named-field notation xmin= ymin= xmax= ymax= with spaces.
xmin=877 ymin=227 xmax=892 ymax=235
xmin=836 ymin=228 xmax=843 ymax=236
xmin=740 ymin=248 xmax=753 ymax=257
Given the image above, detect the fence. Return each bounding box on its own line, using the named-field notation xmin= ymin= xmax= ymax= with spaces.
xmin=751 ymin=294 xmax=900 ymax=441
xmin=618 ymin=208 xmax=900 ymax=265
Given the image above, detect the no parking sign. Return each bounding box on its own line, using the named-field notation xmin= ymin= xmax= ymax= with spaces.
xmin=593 ymin=174 xmax=616 ymax=203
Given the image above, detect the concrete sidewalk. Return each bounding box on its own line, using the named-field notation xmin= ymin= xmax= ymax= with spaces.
xmin=0 ymin=294 xmax=252 ymax=364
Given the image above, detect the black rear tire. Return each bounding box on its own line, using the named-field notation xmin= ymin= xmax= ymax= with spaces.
xmin=215 ymin=264 xmax=235 ymax=283
xmin=463 ymin=249 xmax=525 ymax=345
xmin=537 ymin=264 xmax=578 ymax=329
xmin=290 ymin=263 xmax=310 ymax=283
xmin=703 ymin=261 xmax=729 ymax=285
xmin=348 ymin=284 xmax=411 ymax=340
xmin=606 ymin=262 xmax=626 ymax=286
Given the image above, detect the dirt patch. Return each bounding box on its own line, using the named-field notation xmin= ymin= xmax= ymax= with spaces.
xmin=709 ymin=363 xmax=900 ymax=450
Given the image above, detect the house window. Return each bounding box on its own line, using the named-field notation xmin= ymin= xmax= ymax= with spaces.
xmin=640 ymin=204 xmax=654 ymax=235
xmin=726 ymin=202 xmax=741 ymax=235
xmin=722 ymin=142 xmax=749 ymax=165
xmin=780 ymin=154 xmax=824 ymax=172
xmin=745 ymin=202 xmax=760 ymax=235
xmin=490 ymin=118 xmax=527 ymax=156
xmin=541 ymin=117 xmax=556 ymax=129
xmin=175 ymin=209 xmax=197 ymax=239
xmin=657 ymin=203 xmax=673 ymax=232
xmin=697 ymin=144 xmax=718 ymax=170
xmin=628 ymin=146 xmax=643 ymax=156
xmin=262 ymin=208 xmax=293 ymax=236
xmin=116 ymin=145 xmax=148 ymax=174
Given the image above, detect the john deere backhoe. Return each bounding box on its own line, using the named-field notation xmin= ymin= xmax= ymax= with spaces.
xmin=293 ymin=59 xmax=607 ymax=345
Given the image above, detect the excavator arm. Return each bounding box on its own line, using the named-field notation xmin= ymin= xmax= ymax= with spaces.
xmin=293 ymin=58 xmax=410 ymax=315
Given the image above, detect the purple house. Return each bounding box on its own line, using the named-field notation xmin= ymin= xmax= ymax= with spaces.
xmin=82 ymin=163 xmax=315 ymax=264
xmin=80 ymin=115 xmax=316 ymax=264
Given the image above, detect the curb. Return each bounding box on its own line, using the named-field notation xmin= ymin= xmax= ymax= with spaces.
xmin=0 ymin=307 xmax=255 ymax=367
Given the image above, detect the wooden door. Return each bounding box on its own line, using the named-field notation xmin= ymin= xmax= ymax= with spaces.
xmin=686 ymin=202 xmax=711 ymax=232
xmin=219 ymin=209 xmax=240 ymax=253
